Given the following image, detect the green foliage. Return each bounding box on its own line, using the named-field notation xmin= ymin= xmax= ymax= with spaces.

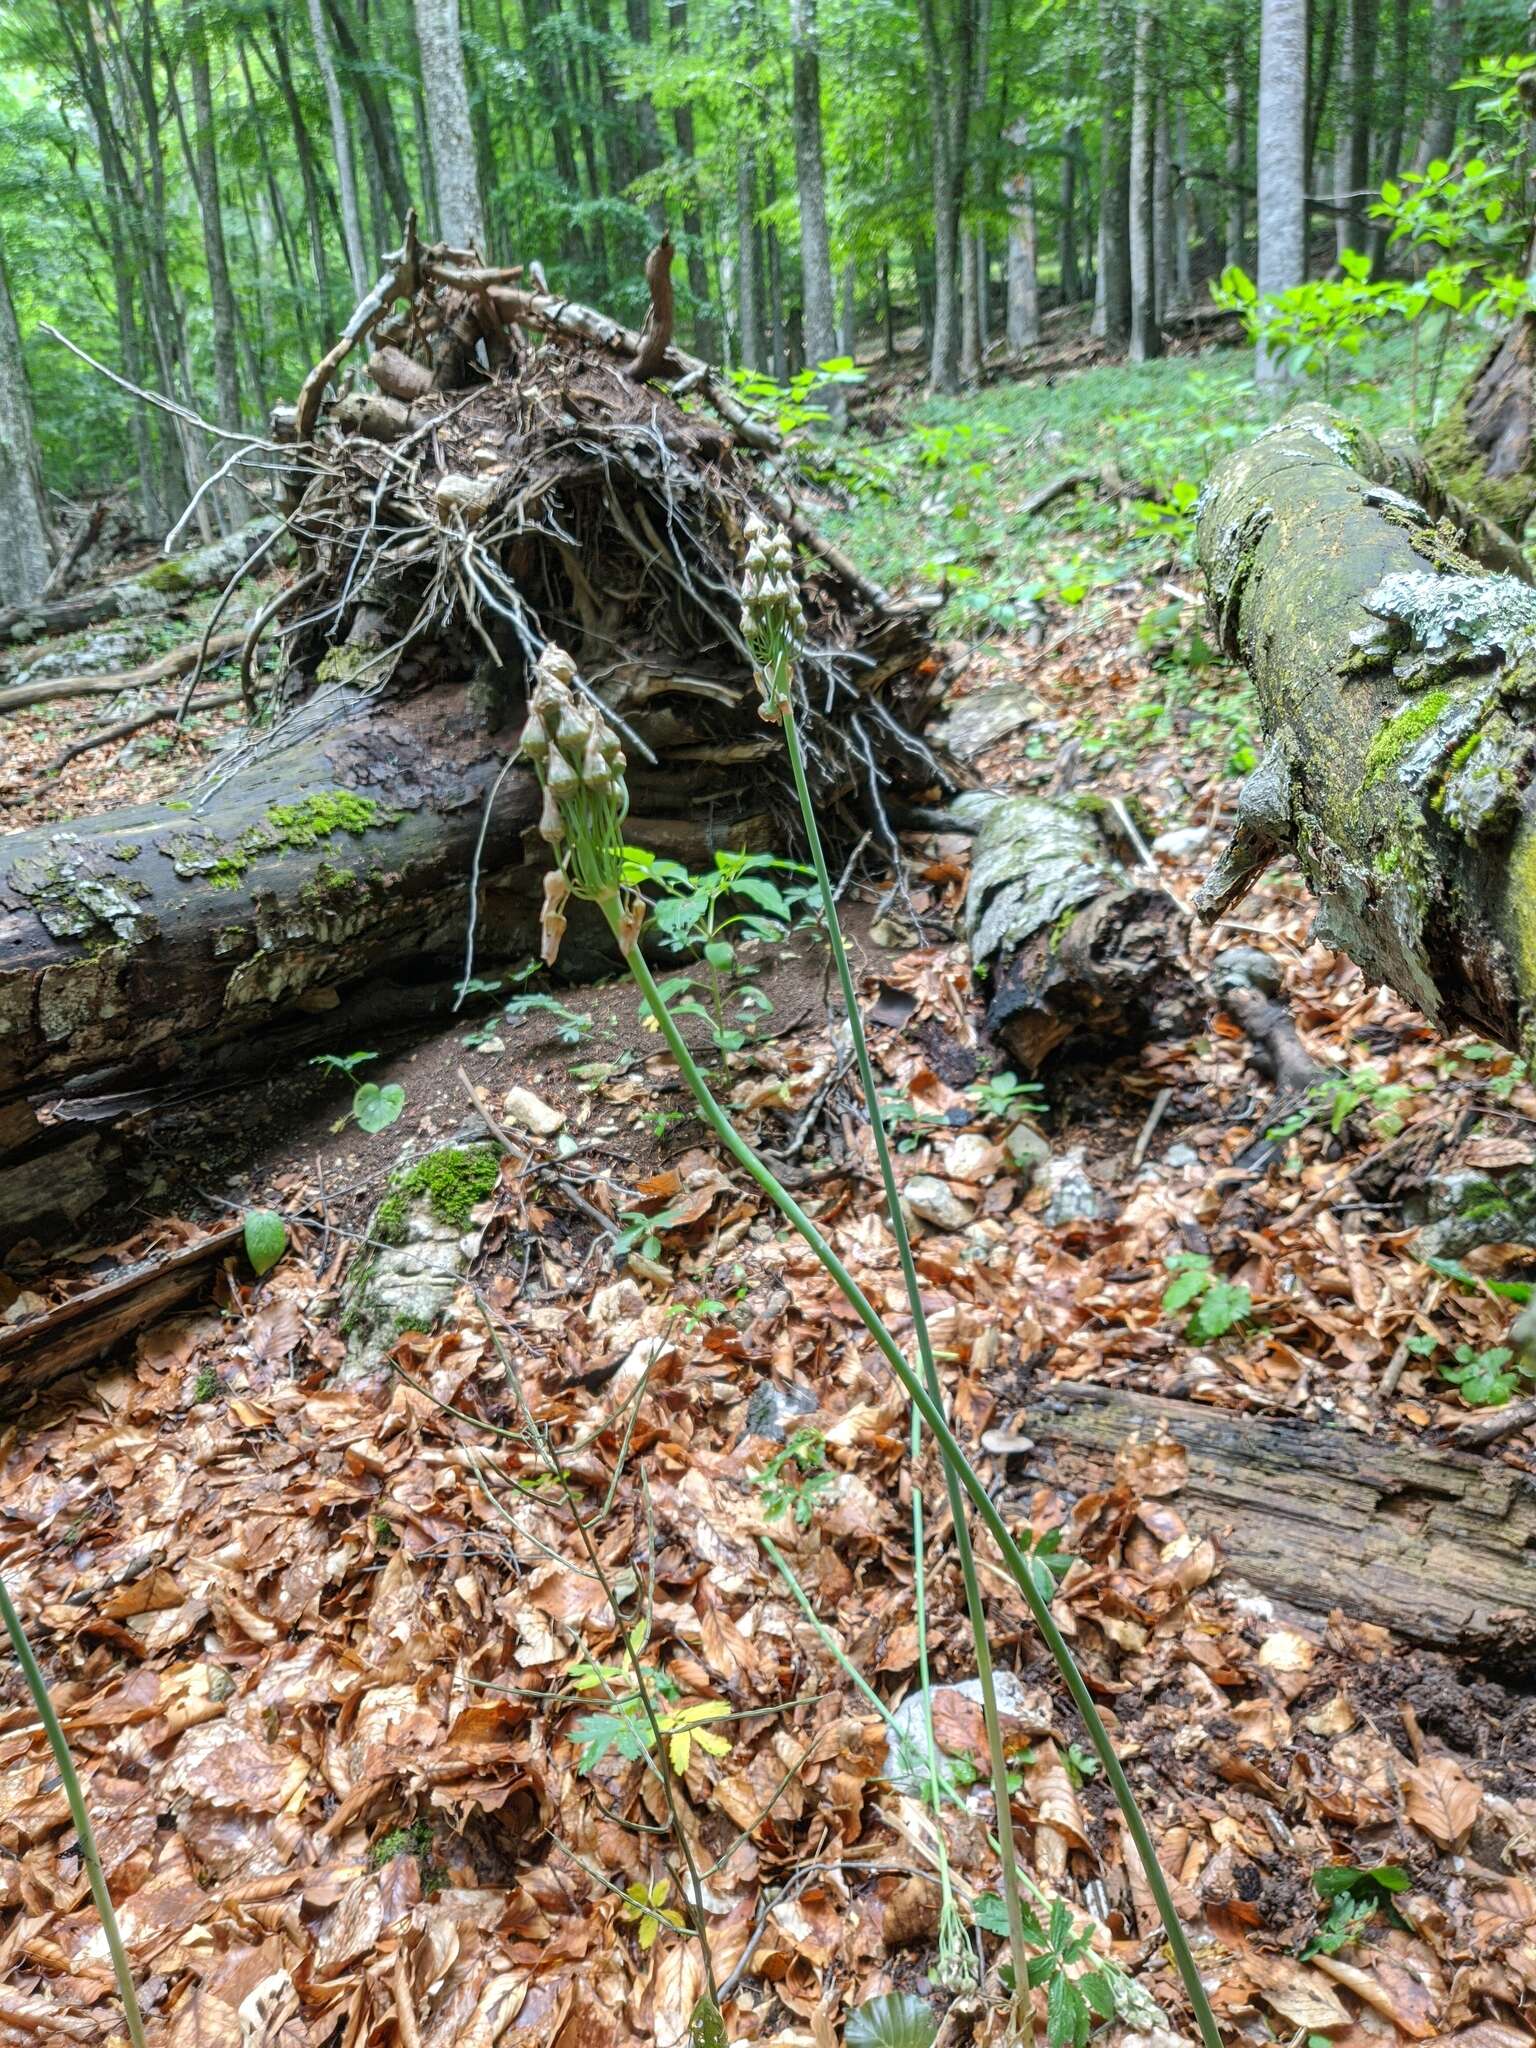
xmin=844 ymin=1993 xmax=939 ymax=2048
xmin=191 ymin=1364 xmax=222 ymax=1404
xmin=380 ymin=1147 xmax=499 ymax=1235
xmin=503 ymin=991 xmax=594 ymax=1046
xmin=352 ymin=1081 xmax=407 ymax=1133
xmin=754 ymin=1426 xmax=836 ymax=1527
xmin=1439 ymin=1341 xmax=1529 ymax=1406
xmin=624 ymin=846 xmax=813 ymax=1056
xmin=1161 ymin=1253 xmax=1254 ymax=1342
xmin=310 ymin=1051 xmax=406 ymax=1134
xmin=243 ymin=1207 xmax=287 ymax=1277
xmin=1303 ymin=1864 xmax=1410 ymax=1958
xmin=971 ymin=1070 xmax=1047 ymax=1122
xmin=1266 ymin=1067 xmax=1415 ymax=1142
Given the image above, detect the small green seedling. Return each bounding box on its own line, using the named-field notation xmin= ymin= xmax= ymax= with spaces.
xmin=1162 ymin=1252 xmax=1255 ymax=1341
xmin=971 ymin=1070 xmax=1048 ymax=1122
xmin=310 ymin=1051 xmax=405 ymax=1133
xmin=755 ymin=1426 xmax=836 ymax=1528
xmin=504 ymin=991 xmax=593 ymax=1045
xmin=1303 ymin=1863 xmax=1410 ymax=1957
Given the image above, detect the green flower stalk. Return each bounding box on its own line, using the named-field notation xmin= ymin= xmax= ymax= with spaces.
xmin=0 ymin=1574 xmax=146 ymax=2048
xmin=517 ymin=641 xmax=1220 ymax=2048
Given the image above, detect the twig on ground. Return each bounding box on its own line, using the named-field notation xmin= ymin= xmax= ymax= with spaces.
xmin=50 ymin=691 xmax=243 ymax=772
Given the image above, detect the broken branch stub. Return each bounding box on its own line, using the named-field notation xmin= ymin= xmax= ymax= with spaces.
xmin=963 ymin=792 xmax=1196 ymax=1069
xmin=1196 ymin=403 xmax=1536 ymax=1056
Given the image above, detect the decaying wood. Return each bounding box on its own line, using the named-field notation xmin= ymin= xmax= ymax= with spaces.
xmin=963 ymin=791 xmax=1195 ymax=1068
xmin=0 ymin=519 xmax=280 ymax=645
xmin=1023 ymin=1382 xmax=1536 ymax=1654
xmin=628 ymin=234 xmax=676 ymax=383
xmin=1196 ymin=403 xmax=1536 ymax=1055
xmin=0 ymin=632 xmax=245 ymax=714
xmin=0 ymin=1222 xmax=242 ymax=1403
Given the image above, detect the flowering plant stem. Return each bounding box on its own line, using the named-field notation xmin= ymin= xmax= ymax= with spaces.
xmin=0 ymin=1573 xmax=146 ymax=2048
xmin=607 ymin=910 xmax=1221 ymax=2048
xmin=780 ymin=704 xmax=1031 ymax=2029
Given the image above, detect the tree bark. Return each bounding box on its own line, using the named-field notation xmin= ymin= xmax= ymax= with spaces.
xmin=1004 ymin=119 xmax=1040 ymax=353
xmin=1170 ymin=95 xmax=1192 ymax=313
xmin=0 ymin=231 xmax=52 ymax=607
xmin=1022 ymin=1384 xmax=1536 ymax=1655
xmin=1127 ymin=4 xmax=1160 ymax=362
xmin=735 ymin=142 xmax=762 ymax=371
xmin=1416 ymin=0 xmax=1462 ymax=168
xmin=1059 ymin=125 xmax=1082 ymax=303
xmin=414 ymin=0 xmax=486 ymax=251
xmin=1195 ymin=401 xmax=1536 ymax=1054
xmin=1256 ymin=0 xmax=1307 ymax=383
xmin=789 ymin=0 xmax=839 ymax=417
xmin=305 ymin=0 xmax=371 ymax=293
xmin=186 ymin=29 xmax=244 ymax=449
xmin=1334 ymin=0 xmax=1376 ymax=259
xmin=1094 ymin=0 xmax=1131 ymax=349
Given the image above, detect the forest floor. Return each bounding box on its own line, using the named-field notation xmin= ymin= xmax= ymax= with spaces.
xmin=2 ymin=337 xmax=1535 ymax=2048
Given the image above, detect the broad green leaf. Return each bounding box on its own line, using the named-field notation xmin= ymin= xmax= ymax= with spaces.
xmin=244 ymin=1208 xmax=287 ymax=1277
xmin=1187 ymin=1282 xmax=1251 ymax=1341
xmin=845 ymin=1993 xmax=938 ymax=2048
xmin=730 ymin=874 xmax=793 ymax=920
xmin=353 ymin=1082 xmax=406 ymax=1133
xmin=688 ymin=1996 xmax=729 ymax=2048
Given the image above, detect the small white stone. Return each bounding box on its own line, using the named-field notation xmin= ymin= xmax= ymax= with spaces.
xmin=943 ymin=1132 xmax=1002 ymax=1183
xmin=502 ymin=1086 xmax=564 ymax=1137
xmin=902 ymin=1176 xmax=976 ymax=1230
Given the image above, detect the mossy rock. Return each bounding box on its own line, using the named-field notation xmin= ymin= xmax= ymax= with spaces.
xmin=339 ymin=1145 xmax=499 ymax=1372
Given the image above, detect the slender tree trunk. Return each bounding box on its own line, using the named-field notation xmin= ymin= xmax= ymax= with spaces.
xmin=735 ymin=143 xmax=762 ymax=370
xmin=1336 ymin=0 xmax=1375 ymax=258
xmin=326 ymin=0 xmax=414 ymax=225
xmin=1128 ymin=3 xmax=1160 ymax=360
xmin=1059 ymin=125 xmax=1082 ymax=302
xmin=1368 ymin=0 xmax=1410 ymax=268
xmin=1152 ymin=89 xmax=1172 ymax=326
xmin=306 ymin=0 xmax=370 ymax=291
xmin=1171 ymin=96 xmax=1192 ymax=311
xmin=1416 ymin=0 xmax=1461 ymax=167
xmin=258 ymin=19 xmax=336 ymax=332
xmin=667 ymin=0 xmax=718 ymax=356
xmin=1225 ymin=27 xmax=1246 ymax=270
xmin=960 ymin=229 xmax=980 ymax=380
xmin=917 ymin=0 xmax=972 ymax=393
xmin=1257 ymin=0 xmax=1307 ymax=384
xmin=1308 ymin=0 xmax=1337 ymax=191
xmin=881 ymin=252 xmax=895 ymax=359
xmin=185 ymin=30 xmax=243 ymax=443
xmin=414 ymin=0 xmax=486 ymax=250
xmin=838 ymin=259 xmax=857 ymax=355
xmin=788 ymin=0 xmax=838 ymax=401
xmin=1095 ymin=0 xmax=1131 ymax=348
xmin=0 ymin=234 xmax=51 ymax=603
xmin=1005 ymin=119 xmax=1041 ymax=352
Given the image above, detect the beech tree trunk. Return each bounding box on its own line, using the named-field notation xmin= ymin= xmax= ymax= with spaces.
xmin=789 ymin=0 xmax=839 ymax=418
xmin=414 ymin=0 xmax=486 ymax=250
xmin=1256 ymin=0 xmax=1307 ymax=383
xmin=1127 ymin=4 xmax=1159 ymax=362
xmin=305 ymin=0 xmax=370 ymax=294
xmin=1005 ymin=120 xmax=1041 ymax=353
xmin=0 ymin=231 xmax=51 ymax=606
xmin=1224 ymin=30 xmax=1246 ymax=270
xmin=1194 ymin=399 xmax=1536 ymax=1053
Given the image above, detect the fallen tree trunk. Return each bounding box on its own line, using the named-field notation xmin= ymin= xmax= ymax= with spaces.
xmin=1022 ymin=1382 xmax=1536 ymax=1656
xmin=963 ymin=791 xmax=1196 ymax=1067
xmin=0 ymin=519 xmax=281 ymax=646
xmin=0 ymin=632 xmax=245 ymax=713
xmin=1195 ymin=403 xmax=1536 ymax=1053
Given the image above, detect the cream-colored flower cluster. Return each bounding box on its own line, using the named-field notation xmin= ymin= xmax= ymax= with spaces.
xmin=741 ymin=513 xmax=805 ymax=722
xmin=518 ymin=644 xmax=636 ymax=962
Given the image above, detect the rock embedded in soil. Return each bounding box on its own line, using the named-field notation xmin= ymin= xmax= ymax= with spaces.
xmin=744 ymin=1377 xmax=819 ymax=1442
xmin=1003 ymin=1121 xmax=1052 ymax=1183
xmin=1042 ymin=1152 xmax=1100 ymax=1225
xmin=902 ymin=1175 xmax=977 ymax=1230
xmin=341 ymin=1143 xmax=498 ymax=1370
xmin=501 ymin=1086 xmax=565 ymax=1138
xmin=884 ymin=1671 xmax=1054 ymax=1794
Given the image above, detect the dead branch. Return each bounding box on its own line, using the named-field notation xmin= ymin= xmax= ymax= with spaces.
xmin=50 ymin=690 xmax=243 ymax=772
xmin=628 ymin=234 xmax=676 ymax=383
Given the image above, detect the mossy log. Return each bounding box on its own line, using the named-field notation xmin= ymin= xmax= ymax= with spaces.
xmin=963 ymin=792 xmax=1196 ymax=1068
xmin=1196 ymin=404 xmax=1536 ymax=1055
xmin=0 ymin=518 xmax=283 ymax=647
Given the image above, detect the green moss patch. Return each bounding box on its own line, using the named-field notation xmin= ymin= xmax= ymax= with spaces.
xmin=1364 ymin=689 xmax=1453 ymax=785
xmin=380 ymin=1146 xmax=500 ymax=1238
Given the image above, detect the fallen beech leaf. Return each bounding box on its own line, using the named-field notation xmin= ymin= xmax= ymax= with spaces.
xmin=1242 ymin=1952 xmax=1352 ymax=2031
xmin=1404 ymin=1755 xmax=1481 ymax=1849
